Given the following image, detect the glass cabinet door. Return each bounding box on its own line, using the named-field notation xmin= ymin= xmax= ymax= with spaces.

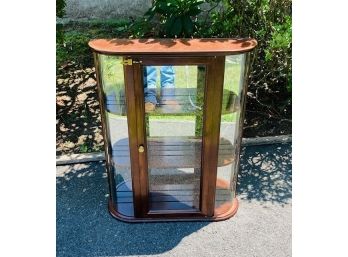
xmin=126 ymin=56 xmax=230 ymax=218
xmin=142 ymin=65 xmax=206 ymax=213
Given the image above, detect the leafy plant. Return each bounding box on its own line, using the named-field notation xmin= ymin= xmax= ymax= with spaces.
xmin=200 ymin=0 xmax=292 ymax=92
xmin=56 ymin=21 xmax=130 ymax=68
xmin=265 ymin=16 xmax=292 ymax=61
xmin=79 ymin=144 xmax=88 ymax=153
xmin=57 ymin=31 xmax=92 ymax=67
xmin=132 ymin=0 xmax=204 ymax=38
xmin=56 ymin=0 xmax=66 ymax=44
xmin=56 ymin=0 xmax=66 ymax=18
xmin=265 ymin=15 xmax=292 ymax=91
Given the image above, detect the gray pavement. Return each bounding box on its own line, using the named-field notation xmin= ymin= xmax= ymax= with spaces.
xmin=57 ymin=143 xmax=292 ymax=257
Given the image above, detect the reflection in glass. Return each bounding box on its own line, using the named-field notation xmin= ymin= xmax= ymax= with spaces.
xmin=143 ymin=65 xmax=206 ymax=212
xmin=215 ymin=54 xmax=246 ymax=214
xmin=99 ymin=54 xmax=133 ymax=216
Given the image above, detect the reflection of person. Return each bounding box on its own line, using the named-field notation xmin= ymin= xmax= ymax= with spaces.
xmin=144 ymin=66 xmax=175 ymax=112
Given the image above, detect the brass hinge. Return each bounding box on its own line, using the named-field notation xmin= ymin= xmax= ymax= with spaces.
xmin=121 ymin=59 xmax=133 ymax=65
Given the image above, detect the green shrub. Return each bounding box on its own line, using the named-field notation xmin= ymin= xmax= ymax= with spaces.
xmin=147 ymin=0 xmax=204 ymax=37
xmin=57 ymin=0 xmax=292 ymax=95
xmin=199 ymin=0 xmax=292 ymax=92
xmin=129 ymin=0 xmax=204 ymax=38
xmin=129 ymin=0 xmax=292 ymax=93
xmin=56 ymin=20 xmax=131 ymax=68
xmin=57 ymin=31 xmax=92 ymax=67
xmin=265 ymin=15 xmax=292 ymax=91
xmin=56 ymin=0 xmax=66 ymax=44
xmin=56 ymin=0 xmax=66 ymax=18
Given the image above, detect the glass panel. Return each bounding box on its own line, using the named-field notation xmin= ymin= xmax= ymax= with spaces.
xmin=143 ymin=65 xmax=206 ymax=212
xmin=99 ymin=54 xmax=133 ymax=216
xmin=215 ymin=54 xmax=246 ymax=213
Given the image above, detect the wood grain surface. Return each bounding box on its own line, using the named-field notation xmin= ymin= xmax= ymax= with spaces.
xmin=89 ymin=38 xmax=257 ymax=56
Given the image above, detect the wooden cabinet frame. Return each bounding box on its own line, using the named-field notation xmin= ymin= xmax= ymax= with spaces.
xmin=90 ymin=38 xmax=257 ymax=222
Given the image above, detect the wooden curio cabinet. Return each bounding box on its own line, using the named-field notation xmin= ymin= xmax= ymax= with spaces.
xmin=89 ymin=38 xmax=257 ymax=222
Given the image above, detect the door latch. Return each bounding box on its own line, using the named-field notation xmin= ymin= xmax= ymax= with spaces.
xmin=121 ymin=59 xmax=133 ymax=65
xmin=121 ymin=59 xmax=142 ymax=65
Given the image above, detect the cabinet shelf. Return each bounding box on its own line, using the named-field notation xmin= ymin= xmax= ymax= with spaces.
xmin=106 ymin=88 xmax=239 ymax=116
xmin=112 ymin=136 xmax=235 ymax=169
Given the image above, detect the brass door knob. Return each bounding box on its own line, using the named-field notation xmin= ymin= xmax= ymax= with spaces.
xmin=138 ymin=145 xmax=145 ymax=153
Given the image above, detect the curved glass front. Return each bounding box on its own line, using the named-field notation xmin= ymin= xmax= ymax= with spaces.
xmin=96 ymin=53 xmax=249 ymax=218
xmin=98 ymin=54 xmax=134 ymax=216
xmin=215 ymin=54 xmax=247 ymax=215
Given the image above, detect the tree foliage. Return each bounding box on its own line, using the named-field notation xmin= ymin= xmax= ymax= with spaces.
xmin=129 ymin=0 xmax=292 ymax=135
xmin=56 ymin=0 xmax=292 ymax=136
xmin=130 ymin=0 xmax=204 ymax=38
xmin=131 ymin=0 xmax=292 ymax=90
xmin=56 ymin=0 xmax=66 ymax=18
xmin=56 ymin=0 xmax=66 ymax=44
xmin=202 ymin=0 xmax=291 ymax=93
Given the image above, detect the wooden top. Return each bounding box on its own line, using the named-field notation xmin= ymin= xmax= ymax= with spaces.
xmin=89 ymin=38 xmax=257 ymax=56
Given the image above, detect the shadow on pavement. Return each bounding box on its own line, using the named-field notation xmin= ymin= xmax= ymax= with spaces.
xmin=57 ymin=143 xmax=291 ymax=257
xmin=56 ymin=162 xmax=208 ymax=257
xmin=238 ymin=143 xmax=292 ymax=205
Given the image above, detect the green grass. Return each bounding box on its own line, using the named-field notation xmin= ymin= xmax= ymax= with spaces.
xmin=99 ymin=54 xmax=244 ymax=122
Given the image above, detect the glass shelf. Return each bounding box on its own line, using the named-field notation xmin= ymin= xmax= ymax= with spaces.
xmin=105 ymin=88 xmax=240 ymax=116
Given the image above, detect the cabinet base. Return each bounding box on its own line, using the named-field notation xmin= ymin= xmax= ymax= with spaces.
xmin=108 ymin=179 xmax=238 ymax=223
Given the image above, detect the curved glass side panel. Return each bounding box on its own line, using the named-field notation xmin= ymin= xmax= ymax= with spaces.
xmin=215 ymin=54 xmax=246 ymax=214
xmin=98 ymin=54 xmax=133 ymax=216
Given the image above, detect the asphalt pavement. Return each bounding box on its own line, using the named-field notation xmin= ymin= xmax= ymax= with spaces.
xmin=56 ymin=143 xmax=292 ymax=257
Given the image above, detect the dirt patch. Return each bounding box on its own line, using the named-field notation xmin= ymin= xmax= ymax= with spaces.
xmin=243 ymin=87 xmax=292 ymax=137
xmin=56 ymin=62 xmax=104 ymax=155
